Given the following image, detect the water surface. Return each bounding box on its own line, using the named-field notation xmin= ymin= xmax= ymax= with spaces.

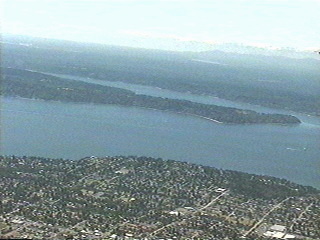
xmin=1 ymin=97 xmax=319 ymax=188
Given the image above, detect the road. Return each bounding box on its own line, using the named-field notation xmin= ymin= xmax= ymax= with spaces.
xmin=149 ymin=190 xmax=229 ymax=237
xmin=242 ymin=197 xmax=292 ymax=238
xmin=288 ymin=202 xmax=313 ymax=231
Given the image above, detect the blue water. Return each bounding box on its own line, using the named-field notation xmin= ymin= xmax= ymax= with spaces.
xmin=1 ymin=95 xmax=319 ymax=188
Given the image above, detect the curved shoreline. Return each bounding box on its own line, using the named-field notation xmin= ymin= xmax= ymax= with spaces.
xmin=3 ymin=96 xmax=300 ymax=125
xmin=40 ymin=71 xmax=320 ymax=119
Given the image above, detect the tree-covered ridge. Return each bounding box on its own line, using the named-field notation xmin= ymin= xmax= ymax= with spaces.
xmin=0 ymin=155 xmax=319 ymax=239
xmin=1 ymin=68 xmax=301 ymax=124
xmin=2 ymin=35 xmax=319 ymax=116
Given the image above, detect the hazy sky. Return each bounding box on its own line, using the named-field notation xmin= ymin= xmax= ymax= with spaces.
xmin=1 ymin=0 xmax=319 ymax=50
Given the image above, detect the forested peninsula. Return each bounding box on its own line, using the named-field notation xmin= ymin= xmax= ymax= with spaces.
xmin=1 ymin=68 xmax=301 ymax=124
xmin=3 ymin=35 xmax=319 ymax=117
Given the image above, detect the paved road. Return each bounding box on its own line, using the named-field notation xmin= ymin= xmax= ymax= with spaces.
xmin=149 ymin=190 xmax=229 ymax=237
xmin=242 ymin=197 xmax=292 ymax=238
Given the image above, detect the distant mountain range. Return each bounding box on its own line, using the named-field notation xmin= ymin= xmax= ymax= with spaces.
xmin=104 ymin=34 xmax=319 ymax=59
xmin=1 ymin=33 xmax=319 ymax=60
xmin=196 ymin=42 xmax=319 ymax=59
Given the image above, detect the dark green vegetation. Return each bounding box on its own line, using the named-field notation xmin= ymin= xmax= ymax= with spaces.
xmin=1 ymin=68 xmax=301 ymax=124
xmin=0 ymin=156 xmax=319 ymax=239
xmin=2 ymin=34 xmax=320 ymax=116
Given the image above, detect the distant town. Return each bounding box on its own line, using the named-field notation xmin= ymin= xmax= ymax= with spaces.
xmin=0 ymin=155 xmax=319 ymax=239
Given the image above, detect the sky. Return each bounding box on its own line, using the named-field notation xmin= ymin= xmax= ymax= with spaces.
xmin=1 ymin=0 xmax=319 ymax=51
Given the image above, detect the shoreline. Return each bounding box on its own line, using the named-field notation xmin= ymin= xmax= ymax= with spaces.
xmin=1 ymin=96 xmax=319 ymax=189
xmin=41 ymin=70 xmax=320 ymax=119
xmin=2 ymin=96 xmax=300 ymax=125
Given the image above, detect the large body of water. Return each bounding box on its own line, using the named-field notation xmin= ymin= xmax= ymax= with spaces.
xmin=1 ymin=73 xmax=319 ymax=188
